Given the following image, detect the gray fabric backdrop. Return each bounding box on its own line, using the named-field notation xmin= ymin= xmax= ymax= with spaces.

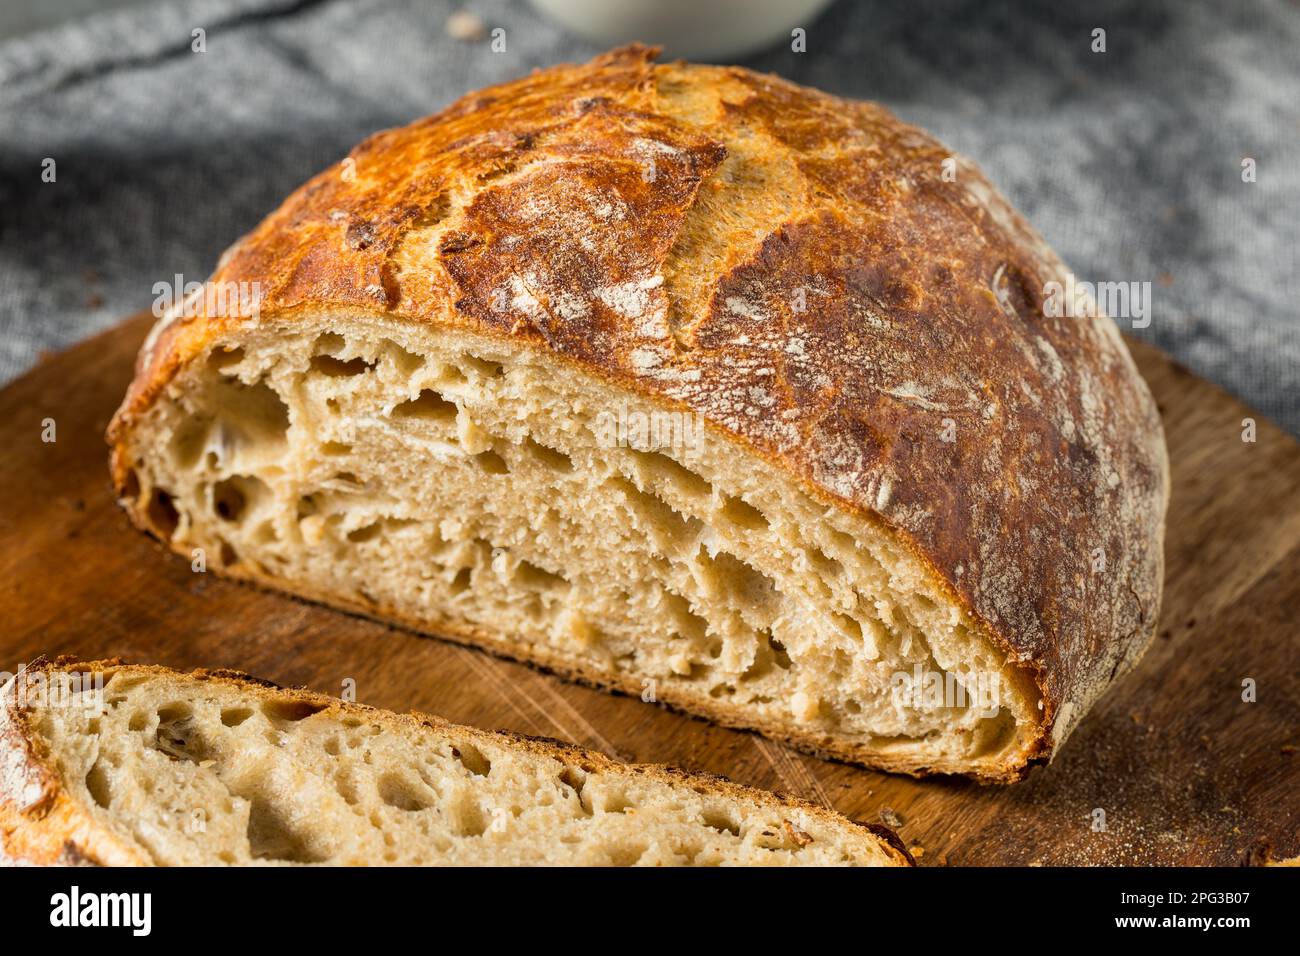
xmin=1 ymin=0 xmax=1296 ymax=432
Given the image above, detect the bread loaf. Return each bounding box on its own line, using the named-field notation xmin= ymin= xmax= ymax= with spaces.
xmin=108 ymin=46 xmax=1169 ymax=781
xmin=0 ymin=659 xmax=910 ymax=866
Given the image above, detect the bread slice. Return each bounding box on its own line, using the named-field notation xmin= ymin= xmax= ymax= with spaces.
xmin=108 ymin=46 xmax=1168 ymax=781
xmin=0 ymin=659 xmax=910 ymax=866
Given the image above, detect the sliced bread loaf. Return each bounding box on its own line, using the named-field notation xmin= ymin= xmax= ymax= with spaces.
xmin=108 ymin=45 xmax=1168 ymax=781
xmin=0 ymin=659 xmax=910 ymax=866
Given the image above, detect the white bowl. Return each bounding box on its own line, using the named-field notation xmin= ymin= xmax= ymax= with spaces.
xmin=528 ymin=0 xmax=837 ymax=61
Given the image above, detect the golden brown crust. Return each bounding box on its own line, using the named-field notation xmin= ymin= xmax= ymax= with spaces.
xmin=108 ymin=44 xmax=1168 ymax=772
xmin=0 ymin=657 xmax=912 ymax=866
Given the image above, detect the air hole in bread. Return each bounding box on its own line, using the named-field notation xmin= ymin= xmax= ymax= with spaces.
xmin=334 ymin=769 xmax=360 ymax=804
xmin=220 ymin=707 xmax=253 ymax=728
xmin=378 ymin=773 xmax=434 ymax=812
xmin=523 ymin=437 xmax=574 ymax=472
xmin=452 ymin=744 xmax=491 ymax=777
xmin=213 ymin=475 xmax=263 ymax=523
xmin=913 ymin=592 xmax=938 ymax=614
xmin=719 ymin=494 xmax=769 ymax=531
xmin=155 ymin=701 xmax=190 ymax=722
xmin=515 ymin=559 xmax=566 ymax=591
xmin=742 ymin=629 xmax=789 ymax=681
xmin=392 ymin=389 xmax=457 ymax=422
xmin=261 ymin=699 xmax=326 ymax=724
xmin=609 ymin=476 xmax=702 ymax=553
xmin=694 ymin=548 xmax=775 ymax=609
xmin=702 ymin=808 xmax=741 ymax=837
xmin=434 ymin=363 xmax=468 ymax=388
xmin=558 ymin=766 xmax=586 ymax=795
xmin=659 ymin=591 xmax=708 ymax=642
xmin=971 ymin=708 xmax=1017 ymax=757
xmin=449 ymin=566 xmax=472 ymax=595
xmin=119 ymin=468 xmax=141 ymax=504
xmin=247 ymin=797 xmax=329 ymax=863
xmin=630 ymin=449 xmax=713 ymax=501
xmin=347 ymin=522 xmax=382 ymax=543
xmin=320 ymin=441 xmax=352 ymax=456
xmin=170 ymin=418 xmax=211 ymax=470
xmin=212 ymin=380 xmax=290 ymax=450
xmin=832 ymin=613 xmax=863 ymax=642
xmin=85 ymin=760 xmax=113 ymax=809
xmin=450 ymin=794 xmax=488 ymax=837
xmin=207 ymin=345 xmax=245 ymax=372
xmin=807 ymin=547 xmax=843 ymax=578
xmin=154 ymin=704 xmax=210 ymax=763
xmin=146 ymin=488 xmax=180 ymax=537
xmin=599 ymin=791 xmax=633 ymax=814
xmin=474 ymin=449 xmax=508 ymax=474
xmin=671 ymin=839 xmax=704 ymax=863
xmin=768 ymin=636 xmax=792 ymax=670
xmin=605 ymin=842 xmax=648 ymax=866
xmin=310 ymin=353 xmax=373 ymax=377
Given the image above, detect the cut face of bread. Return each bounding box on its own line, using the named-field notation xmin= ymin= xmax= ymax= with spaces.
xmin=115 ymin=315 xmax=1036 ymax=780
xmin=109 ymin=46 xmax=1169 ymax=781
xmin=0 ymin=661 xmax=910 ymax=866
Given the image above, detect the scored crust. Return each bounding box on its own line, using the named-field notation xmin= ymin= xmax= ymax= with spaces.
xmin=107 ymin=45 xmax=1169 ymax=777
xmin=0 ymin=657 xmax=912 ymax=866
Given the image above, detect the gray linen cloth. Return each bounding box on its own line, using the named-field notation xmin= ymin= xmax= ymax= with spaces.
xmin=1 ymin=0 xmax=1296 ymax=432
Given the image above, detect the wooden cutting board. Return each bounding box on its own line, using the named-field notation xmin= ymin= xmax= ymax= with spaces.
xmin=2 ymin=311 xmax=1297 ymax=866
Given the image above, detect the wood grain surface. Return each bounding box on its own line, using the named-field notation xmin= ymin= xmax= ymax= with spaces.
xmin=1 ymin=312 xmax=1296 ymax=866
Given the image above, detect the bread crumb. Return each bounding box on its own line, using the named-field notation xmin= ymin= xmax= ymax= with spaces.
xmin=446 ymin=10 xmax=487 ymax=41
